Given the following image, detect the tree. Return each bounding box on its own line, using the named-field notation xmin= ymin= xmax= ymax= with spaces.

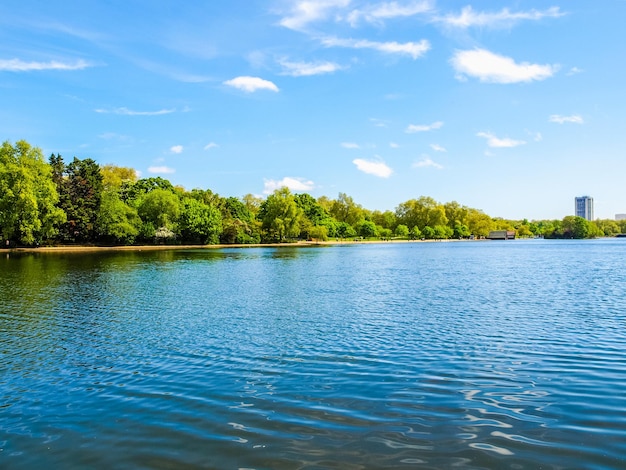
xmin=357 ymin=220 xmax=378 ymax=238
xmin=126 ymin=177 xmax=174 ymax=201
xmin=422 ymin=226 xmax=435 ymax=239
xmin=53 ymin=156 xmax=104 ymax=242
xmin=137 ymin=188 xmax=180 ymax=230
xmin=396 ymin=196 xmax=447 ymax=231
xmin=394 ymin=224 xmax=409 ymax=238
xmin=371 ymin=210 xmax=397 ymax=230
xmin=596 ymin=219 xmax=620 ymax=237
xmin=96 ymin=192 xmax=140 ymax=244
xmin=258 ymin=187 xmax=302 ymax=242
xmin=101 ymin=164 xmax=138 ymax=192
xmin=0 ymin=140 xmax=65 ymax=244
xmin=433 ymin=224 xmax=453 ymax=239
xmin=409 ymin=226 xmax=422 ymax=240
xmin=466 ymin=209 xmax=495 ymax=238
xmin=330 ymin=192 xmax=364 ymax=227
xmin=178 ymin=197 xmax=222 ymax=244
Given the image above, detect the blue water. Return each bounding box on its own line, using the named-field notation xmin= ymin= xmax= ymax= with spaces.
xmin=1 ymin=239 xmax=625 ymax=469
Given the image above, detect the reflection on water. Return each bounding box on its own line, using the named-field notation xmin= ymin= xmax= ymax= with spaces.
xmin=1 ymin=240 xmax=626 ymax=469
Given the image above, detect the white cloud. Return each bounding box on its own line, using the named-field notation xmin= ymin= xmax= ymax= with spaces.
xmin=98 ymin=132 xmax=131 ymax=141
xmin=0 ymin=58 xmax=91 ymax=72
xmin=477 ymin=131 xmax=526 ymax=148
xmin=406 ymin=121 xmax=443 ymax=133
xmin=148 ymin=166 xmax=175 ymax=174
xmin=567 ymin=67 xmax=583 ymax=76
xmin=347 ymin=1 xmax=433 ymax=26
xmin=353 ymin=158 xmax=393 ymax=178
xmin=430 ymin=144 xmax=446 ymax=152
xmin=170 ymin=145 xmax=183 ymax=154
xmin=95 ymin=107 xmax=175 ymax=116
xmin=451 ymin=49 xmax=557 ymax=84
xmin=279 ymin=0 xmax=351 ymax=30
xmin=322 ymin=37 xmax=430 ymax=59
xmin=341 ymin=142 xmax=360 ymax=149
xmin=549 ymin=114 xmax=584 ymax=124
xmin=389 ymin=142 xmax=399 ymax=148
xmin=438 ymin=6 xmax=564 ymax=28
xmin=204 ymin=142 xmax=219 ymax=150
xmin=278 ymin=58 xmax=343 ymax=76
xmin=413 ymin=156 xmax=443 ymax=169
xmin=263 ymin=177 xmax=315 ymax=194
xmin=370 ymin=118 xmax=390 ymax=128
xmin=223 ymin=76 xmax=279 ymax=93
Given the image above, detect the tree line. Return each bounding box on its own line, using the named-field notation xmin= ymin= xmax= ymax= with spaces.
xmin=1 ymin=140 xmax=624 ymax=247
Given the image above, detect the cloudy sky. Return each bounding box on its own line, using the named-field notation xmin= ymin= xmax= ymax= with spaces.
xmin=2 ymin=0 xmax=625 ymax=219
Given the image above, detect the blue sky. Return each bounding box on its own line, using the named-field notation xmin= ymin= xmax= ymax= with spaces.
xmin=2 ymin=1 xmax=625 ymax=220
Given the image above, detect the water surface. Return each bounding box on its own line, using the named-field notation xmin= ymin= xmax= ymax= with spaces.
xmin=1 ymin=240 xmax=625 ymax=469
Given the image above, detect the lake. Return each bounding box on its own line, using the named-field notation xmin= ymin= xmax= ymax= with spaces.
xmin=1 ymin=239 xmax=625 ymax=469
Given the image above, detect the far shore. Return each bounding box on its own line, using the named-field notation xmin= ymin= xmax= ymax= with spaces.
xmin=2 ymin=238 xmax=485 ymax=254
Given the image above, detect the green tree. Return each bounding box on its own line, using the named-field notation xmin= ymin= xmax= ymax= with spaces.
xmin=178 ymin=197 xmax=222 ymax=244
xmin=357 ymin=220 xmax=378 ymax=238
xmin=433 ymin=224 xmax=453 ymax=239
xmin=126 ymin=177 xmax=174 ymax=201
xmin=396 ymin=196 xmax=447 ymax=231
xmin=258 ymin=187 xmax=302 ymax=242
xmin=137 ymin=188 xmax=180 ymax=230
xmin=53 ymin=156 xmax=104 ymax=242
xmin=101 ymin=164 xmax=138 ymax=192
xmin=422 ymin=226 xmax=435 ymax=239
xmin=0 ymin=140 xmax=65 ymax=245
xmin=330 ymin=192 xmax=364 ymax=227
xmin=394 ymin=224 xmax=409 ymax=238
xmin=596 ymin=219 xmax=620 ymax=237
xmin=409 ymin=226 xmax=423 ymax=240
xmin=372 ymin=210 xmax=397 ymax=230
xmin=466 ymin=209 xmax=495 ymax=238
xmin=96 ymin=192 xmax=140 ymax=244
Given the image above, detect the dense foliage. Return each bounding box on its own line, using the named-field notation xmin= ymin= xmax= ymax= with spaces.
xmin=1 ymin=140 xmax=623 ymax=246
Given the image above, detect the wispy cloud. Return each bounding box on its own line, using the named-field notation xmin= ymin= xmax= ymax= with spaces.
xmin=170 ymin=145 xmax=183 ymax=154
xmin=0 ymin=58 xmax=92 ymax=72
xmin=389 ymin=142 xmax=400 ymax=148
xmin=263 ymin=176 xmax=315 ymax=194
xmin=438 ymin=6 xmax=565 ymax=28
xmin=477 ymin=131 xmax=526 ymax=148
xmin=370 ymin=118 xmax=390 ymax=128
xmin=346 ymin=1 xmax=433 ymax=26
xmin=223 ymin=76 xmax=279 ymax=93
xmin=353 ymin=158 xmax=393 ymax=178
xmin=279 ymin=0 xmax=350 ymax=31
xmin=204 ymin=142 xmax=219 ymax=150
xmin=451 ymin=48 xmax=557 ymax=83
xmin=430 ymin=144 xmax=446 ymax=152
xmin=341 ymin=142 xmax=360 ymax=149
xmin=413 ymin=156 xmax=443 ymax=169
xmin=278 ymin=58 xmax=343 ymax=76
xmin=549 ymin=114 xmax=584 ymax=124
xmin=322 ymin=37 xmax=430 ymax=59
xmin=95 ymin=107 xmax=176 ymax=116
xmin=148 ymin=166 xmax=175 ymax=174
xmin=567 ymin=67 xmax=583 ymax=76
xmin=406 ymin=121 xmax=443 ymax=133
xmin=98 ymin=132 xmax=131 ymax=141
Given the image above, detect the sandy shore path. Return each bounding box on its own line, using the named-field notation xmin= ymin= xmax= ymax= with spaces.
xmin=2 ymin=239 xmax=432 ymax=254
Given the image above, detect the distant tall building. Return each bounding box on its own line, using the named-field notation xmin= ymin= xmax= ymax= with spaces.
xmin=616 ymin=214 xmax=626 ymax=221
xmin=575 ymin=196 xmax=594 ymax=221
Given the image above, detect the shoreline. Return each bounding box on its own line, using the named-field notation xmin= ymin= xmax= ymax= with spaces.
xmin=1 ymin=238 xmax=472 ymax=254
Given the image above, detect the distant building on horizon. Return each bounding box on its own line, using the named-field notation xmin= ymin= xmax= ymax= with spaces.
xmin=575 ymin=196 xmax=594 ymax=221
xmin=616 ymin=214 xmax=626 ymax=221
